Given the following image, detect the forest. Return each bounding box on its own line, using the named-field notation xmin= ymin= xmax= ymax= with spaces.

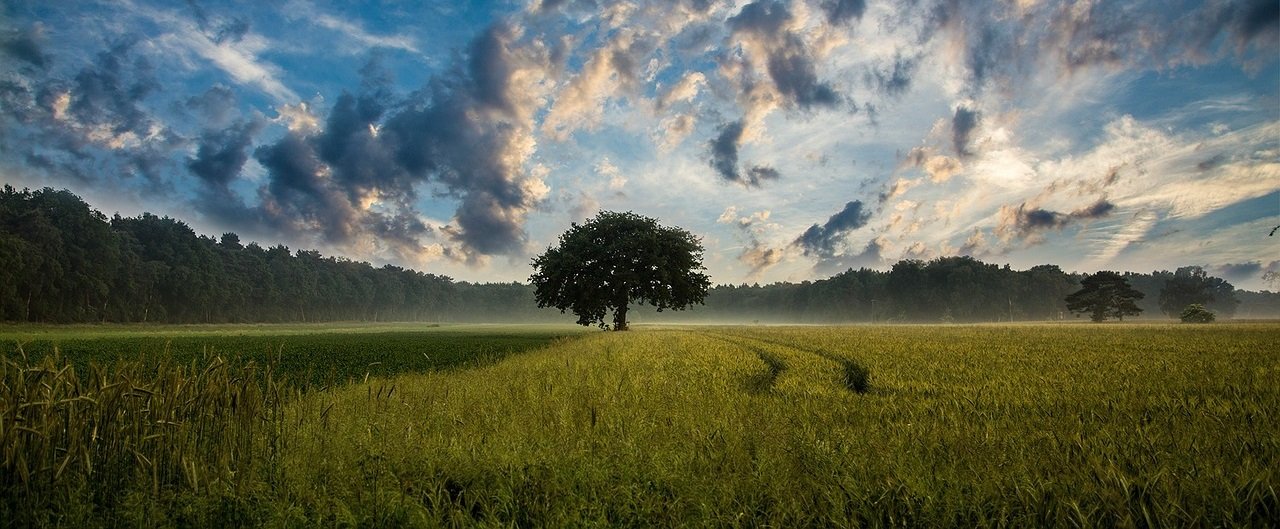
xmin=2 ymin=186 xmax=1277 ymax=324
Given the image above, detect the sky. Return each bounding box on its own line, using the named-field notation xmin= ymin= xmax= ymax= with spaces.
xmin=1 ymin=0 xmax=1278 ymax=289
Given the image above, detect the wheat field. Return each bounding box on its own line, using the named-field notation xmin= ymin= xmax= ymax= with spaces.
xmin=3 ymin=323 xmax=1277 ymax=527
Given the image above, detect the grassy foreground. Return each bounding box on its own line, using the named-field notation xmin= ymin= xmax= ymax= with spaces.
xmin=3 ymin=323 xmax=1278 ymax=527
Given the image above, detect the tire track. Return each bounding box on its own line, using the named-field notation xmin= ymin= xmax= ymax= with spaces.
xmin=708 ymin=331 xmax=872 ymax=395
xmin=705 ymin=334 xmax=787 ymax=393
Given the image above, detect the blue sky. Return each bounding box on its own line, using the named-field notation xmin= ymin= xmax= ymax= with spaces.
xmin=2 ymin=0 xmax=1277 ymax=289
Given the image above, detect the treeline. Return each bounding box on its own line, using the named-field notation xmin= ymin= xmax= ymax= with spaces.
xmin=0 ymin=186 xmax=547 ymax=323
xmin=2 ymin=186 xmax=1277 ymax=324
xmin=669 ymin=260 xmax=1277 ymax=324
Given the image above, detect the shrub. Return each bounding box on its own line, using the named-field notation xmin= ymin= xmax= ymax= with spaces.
xmin=1179 ymin=304 xmax=1215 ymax=323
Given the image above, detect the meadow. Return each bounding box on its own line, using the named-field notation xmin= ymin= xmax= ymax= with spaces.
xmin=2 ymin=323 xmax=1277 ymax=527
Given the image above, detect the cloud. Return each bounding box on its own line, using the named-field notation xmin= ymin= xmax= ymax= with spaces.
xmin=655 ymin=113 xmax=697 ymax=151
xmin=187 ymin=118 xmax=262 ymax=187
xmin=274 ymin=102 xmax=321 ymax=133
xmin=745 ymin=165 xmax=780 ymax=185
xmin=0 ymin=34 xmax=184 ymax=191
xmin=958 ymin=228 xmax=987 ymax=256
xmin=2 ymin=24 xmax=49 ymax=69
xmin=67 ymin=40 xmax=161 ymax=142
xmin=918 ymin=0 xmax=1280 ymax=99
xmin=821 ymin=0 xmax=867 ymax=26
xmin=185 ymin=85 xmax=239 ymax=129
xmin=996 ymin=198 xmax=1116 ymax=241
xmin=740 ymin=243 xmax=785 ymax=277
xmin=952 ymin=105 xmax=979 ymax=157
xmin=595 ymin=158 xmax=627 ymax=190
xmin=1211 ymin=261 xmax=1265 ymax=281
xmin=707 ymin=119 xmax=781 ymax=187
xmin=865 ymin=52 xmax=918 ymax=97
xmin=541 ymin=28 xmax=651 ymax=140
xmin=726 ymin=0 xmax=841 ymax=111
xmin=709 ymin=120 xmax=745 ymax=183
xmin=923 ymin=155 xmax=962 ymax=182
xmin=253 ymin=131 xmax=360 ymax=241
xmin=144 ymin=5 xmax=298 ymax=102
xmin=656 ymin=71 xmax=706 ymax=111
xmin=310 ymin=11 xmax=420 ymax=54
xmin=812 ymin=236 xmax=885 ymax=274
xmin=1197 ymin=152 xmax=1228 ymax=171
xmin=718 ymin=206 xmax=783 ymax=278
xmin=240 ymin=21 xmax=553 ymax=258
xmin=794 ymin=200 xmax=871 ymax=257
xmin=214 ymin=17 xmax=251 ymax=44
xmin=904 ymin=147 xmax=962 ymax=183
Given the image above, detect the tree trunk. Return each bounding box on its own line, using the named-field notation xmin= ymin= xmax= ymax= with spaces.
xmin=613 ymin=304 xmax=629 ymax=331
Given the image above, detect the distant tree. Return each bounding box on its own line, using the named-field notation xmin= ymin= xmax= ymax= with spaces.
xmin=1065 ymin=271 xmax=1145 ymax=322
xmin=1158 ymin=266 xmax=1214 ymax=317
xmin=530 ymin=211 xmax=710 ymax=330
xmin=1264 ymin=270 xmax=1280 ymax=291
xmin=1179 ymin=304 xmax=1215 ymax=323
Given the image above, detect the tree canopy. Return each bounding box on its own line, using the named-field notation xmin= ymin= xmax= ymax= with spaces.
xmin=1065 ymin=271 xmax=1145 ymax=322
xmin=530 ymin=211 xmax=710 ymax=330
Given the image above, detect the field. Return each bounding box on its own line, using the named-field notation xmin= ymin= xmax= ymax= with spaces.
xmin=2 ymin=323 xmax=1277 ymax=527
xmin=0 ymin=323 xmax=585 ymax=386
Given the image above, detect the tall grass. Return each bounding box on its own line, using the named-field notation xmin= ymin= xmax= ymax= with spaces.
xmin=1 ymin=324 xmax=1277 ymax=527
xmin=0 ymin=349 xmax=291 ymax=527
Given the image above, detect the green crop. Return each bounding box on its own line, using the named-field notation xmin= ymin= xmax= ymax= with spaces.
xmin=2 ymin=323 xmax=1277 ymax=527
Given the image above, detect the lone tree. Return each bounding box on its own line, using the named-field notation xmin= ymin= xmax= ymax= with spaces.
xmin=530 ymin=211 xmax=711 ymax=330
xmin=1065 ymin=271 xmax=1145 ymax=322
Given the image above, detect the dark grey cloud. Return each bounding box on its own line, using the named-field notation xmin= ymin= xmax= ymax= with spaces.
xmin=467 ymin=22 xmax=526 ymax=118
xmin=728 ymin=0 xmax=791 ymax=36
xmin=999 ymin=198 xmax=1116 ymax=239
xmin=866 ymin=52 xmax=918 ymax=96
xmin=766 ymin=35 xmax=840 ymax=107
xmin=794 ymin=200 xmax=871 ymax=257
xmin=20 ymin=38 xmax=162 ymax=151
xmin=822 ymin=0 xmax=867 ymax=26
xmin=240 ymin=22 xmax=551 ymax=257
xmin=1072 ymin=199 xmax=1115 ymax=219
xmin=1212 ymin=261 xmax=1263 ymax=281
xmin=952 ymin=106 xmax=979 ymax=157
xmin=2 ymin=24 xmax=49 ymax=69
xmin=316 ymin=92 xmax=405 ymax=199
xmin=707 ymin=120 xmax=780 ymax=187
xmin=1233 ymin=0 xmax=1280 ymax=43
xmin=1197 ymin=153 xmax=1228 ymax=171
xmin=745 ymin=165 xmax=780 ymax=185
xmin=709 ymin=120 xmax=745 ymax=182
xmin=254 ymin=132 xmax=361 ymax=243
xmin=0 ymin=34 xmax=185 ymax=196
xmin=188 ymin=119 xmax=262 ymax=187
xmin=728 ymin=0 xmax=841 ymax=110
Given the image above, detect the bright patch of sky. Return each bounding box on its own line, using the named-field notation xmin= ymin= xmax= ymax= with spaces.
xmin=2 ymin=0 xmax=1277 ymax=288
